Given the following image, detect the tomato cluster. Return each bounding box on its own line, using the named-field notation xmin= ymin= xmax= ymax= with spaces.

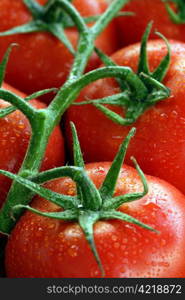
xmin=1 ymin=0 xmax=185 ymax=278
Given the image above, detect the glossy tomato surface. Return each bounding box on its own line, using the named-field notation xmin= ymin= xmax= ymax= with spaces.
xmin=0 ymin=82 xmax=65 ymax=208
xmin=116 ymin=0 xmax=185 ymax=47
xmin=5 ymin=163 xmax=185 ymax=278
xmin=0 ymin=0 xmax=118 ymax=102
xmin=65 ymin=40 xmax=185 ymax=194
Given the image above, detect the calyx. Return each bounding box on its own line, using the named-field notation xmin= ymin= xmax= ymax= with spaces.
xmin=0 ymin=122 xmax=158 ymax=276
xmin=0 ymin=0 xmax=131 ymax=55
xmin=0 ymin=0 xmax=78 ymax=54
xmin=75 ymin=22 xmax=171 ymax=126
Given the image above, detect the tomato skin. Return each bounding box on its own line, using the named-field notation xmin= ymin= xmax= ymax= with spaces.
xmin=65 ymin=40 xmax=185 ymax=194
xmin=0 ymin=0 xmax=118 ymax=102
xmin=0 ymin=82 xmax=65 ymax=208
xmin=116 ymin=0 xmax=185 ymax=47
xmin=5 ymin=162 xmax=185 ymax=278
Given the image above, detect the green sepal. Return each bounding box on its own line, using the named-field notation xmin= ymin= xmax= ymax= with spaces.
xmin=139 ymin=73 xmax=170 ymax=102
xmin=0 ymin=170 xmax=78 ymax=210
xmin=23 ymin=0 xmax=44 ymax=19
xmin=0 ymin=44 xmax=17 ymax=87
xmin=25 ymin=88 xmax=59 ymax=101
xmin=29 ymin=166 xmax=102 ymax=212
xmin=48 ymin=23 xmax=75 ymax=55
xmin=100 ymin=128 xmax=136 ymax=200
xmin=163 ymin=0 xmax=185 ymax=24
xmin=100 ymin=210 xmax=159 ymax=233
xmin=73 ymin=92 xmax=130 ymax=107
xmin=0 ymin=21 xmax=48 ymax=37
xmin=95 ymin=47 xmax=128 ymax=91
xmin=151 ymin=32 xmax=171 ymax=81
xmin=93 ymin=103 xmax=135 ymax=125
xmin=70 ymin=122 xmax=85 ymax=168
xmin=138 ymin=23 xmax=171 ymax=83
xmin=12 ymin=205 xmax=78 ymax=221
xmin=70 ymin=121 xmax=85 ymax=207
xmin=102 ymin=156 xmax=148 ymax=210
xmin=138 ymin=21 xmax=153 ymax=75
xmin=78 ymin=211 xmax=105 ymax=277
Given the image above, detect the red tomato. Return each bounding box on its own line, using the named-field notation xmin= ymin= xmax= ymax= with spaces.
xmin=5 ymin=162 xmax=185 ymax=278
xmin=0 ymin=0 xmax=118 ymax=102
xmin=0 ymin=82 xmax=65 ymax=208
xmin=116 ymin=0 xmax=185 ymax=47
xmin=65 ymin=40 xmax=185 ymax=194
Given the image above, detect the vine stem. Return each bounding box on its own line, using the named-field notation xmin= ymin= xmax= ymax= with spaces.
xmin=0 ymin=0 xmax=129 ymax=234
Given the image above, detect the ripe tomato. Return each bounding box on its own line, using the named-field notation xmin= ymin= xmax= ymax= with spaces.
xmin=65 ymin=40 xmax=185 ymax=194
xmin=0 ymin=82 xmax=65 ymax=208
xmin=5 ymin=162 xmax=185 ymax=278
xmin=116 ymin=0 xmax=185 ymax=47
xmin=0 ymin=0 xmax=118 ymax=102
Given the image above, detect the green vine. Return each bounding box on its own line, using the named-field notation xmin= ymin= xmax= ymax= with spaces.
xmin=0 ymin=0 xmax=131 ymax=234
xmin=0 ymin=1 xmax=165 ymax=275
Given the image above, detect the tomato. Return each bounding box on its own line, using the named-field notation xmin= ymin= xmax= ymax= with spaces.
xmin=65 ymin=40 xmax=185 ymax=194
xmin=0 ymin=0 xmax=118 ymax=102
xmin=5 ymin=162 xmax=185 ymax=278
xmin=0 ymin=82 xmax=65 ymax=208
xmin=116 ymin=0 xmax=185 ymax=47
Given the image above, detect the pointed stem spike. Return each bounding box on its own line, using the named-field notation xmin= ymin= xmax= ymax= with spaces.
xmin=70 ymin=122 xmax=85 ymax=168
xmin=30 ymin=166 xmax=102 ymax=211
xmin=139 ymin=72 xmax=170 ymax=96
xmin=49 ymin=23 xmax=75 ymax=55
xmin=102 ymin=156 xmax=148 ymax=210
xmin=73 ymin=92 xmax=130 ymax=106
xmin=23 ymin=0 xmax=44 ymax=19
xmin=95 ymin=47 xmax=128 ymax=91
xmin=0 ymin=21 xmax=47 ymax=37
xmin=12 ymin=205 xmax=78 ymax=221
xmin=43 ymin=0 xmax=56 ymax=13
xmin=93 ymin=103 xmax=135 ymax=125
xmin=138 ymin=21 xmax=153 ymax=75
xmin=100 ymin=210 xmax=159 ymax=233
xmin=130 ymin=156 xmax=148 ymax=195
xmin=79 ymin=211 xmax=105 ymax=277
xmin=103 ymin=192 xmax=147 ymax=210
xmin=0 ymin=44 xmax=18 ymax=87
xmin=70 ymin=122 xmax=85 ymax=206
xmin=152 ymin=32 xmax=171 ymax=82
xmin=0 ymin=169 xmax=77 ymax=210
xmin=25 ymin=88 xmax=59 ymax=101
xmin=99 ymin=128 xmax=136 ymax=201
